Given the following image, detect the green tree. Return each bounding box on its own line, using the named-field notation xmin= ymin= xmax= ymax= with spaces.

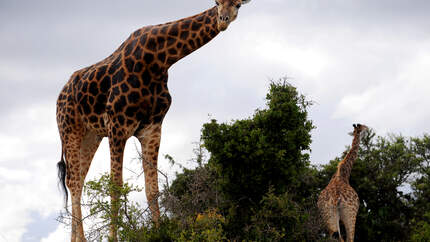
xmin=81 ymin=173 xmax=227 ymax=242
xmin=409 ymin=135 xmax=430 ymax=241
xmin=161 ymin=163 xmax=222 ymax=223
xmin=83 ymin=173 xmax=150 ymax=241
xmin=161 ymin=141 xmax=224 ymax=224
xmin=247 ymin=187 xmax=332 ymax=242
xmin=411 ymin=135 xmax=430 ymax=214
xmin=410 ymin=211 xmax=430 ymax=242
xmin=201 ymin=80 xmax=314 ymax=237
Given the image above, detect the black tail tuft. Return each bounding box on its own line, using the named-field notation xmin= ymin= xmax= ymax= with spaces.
xmin=57 ymin=157 xmax=69 ymax=213
xmin=333 ymin=231 xmax=340 ymax=238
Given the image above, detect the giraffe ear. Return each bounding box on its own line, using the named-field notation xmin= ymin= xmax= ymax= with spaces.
xmin=241 ymin=0 xmax=251 ymax=5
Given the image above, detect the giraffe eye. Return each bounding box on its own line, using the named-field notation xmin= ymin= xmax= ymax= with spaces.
xmin=236 ymin=3 xmax=241 ymax=8
xmin=215 ymin=1 xmax=219 ymax=6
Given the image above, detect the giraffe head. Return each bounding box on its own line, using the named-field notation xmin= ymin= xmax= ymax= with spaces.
xmin=215 ymin=0 xmax=251 ymax=31
xmin=353 ymin=123 xmax=369 ymax=139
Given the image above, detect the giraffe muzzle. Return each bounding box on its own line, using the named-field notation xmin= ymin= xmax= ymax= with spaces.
xmin=217 ymin=17 xmax=230 ymax=31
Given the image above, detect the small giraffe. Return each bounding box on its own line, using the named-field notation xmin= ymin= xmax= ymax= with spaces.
xmin=56 ymin=0 xmax=251 ymax=241
xmin=317 ymin=123 xmax=368 ymax=242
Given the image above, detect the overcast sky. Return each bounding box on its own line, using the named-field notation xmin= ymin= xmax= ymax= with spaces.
xmin=1 ymin=0 xmax=429 ymax=241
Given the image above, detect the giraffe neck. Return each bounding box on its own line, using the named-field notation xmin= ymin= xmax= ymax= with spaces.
xmin=138 ymin=7 xmax=220 ymax=69
xmin=336 ymin=131 xmax=361 ymax=181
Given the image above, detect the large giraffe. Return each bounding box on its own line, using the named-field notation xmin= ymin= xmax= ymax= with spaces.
xmin=56 ymin=0 xmax=251 ymax=241
xmin=317 ymin=124 xmax=368 ymax=242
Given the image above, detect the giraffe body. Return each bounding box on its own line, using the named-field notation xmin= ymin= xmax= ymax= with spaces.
xmin=318 ymin=176 xmax=359 ymax=242
xmin=56 ymin=1 xmax=250 ymax=241
xmin=317 ymin=124 xmax=368 ymax=242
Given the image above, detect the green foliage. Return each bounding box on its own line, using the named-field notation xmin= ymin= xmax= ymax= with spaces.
xmin=411 ymin=135 xmax=430 ymax=215
xmin=351 ymin=133 xmax=419 ymax=241
xmin=247 ymin=188 xmax=312 ymax=241
xmin=84 ymin=173 xmax=147 ymax=241
xmin=160 ymin=140 xmax=224 ymax=224
xmin=84 ymin=173 xmax=227 ymax=242
xmin=176 ymin=209 xmax=227 ymax=242
xmin=409 ymin=135 xmax=430 ymax=241
xmin=161 ymin=164 xmax=222 ymax=222
xmin=201 ymin=80 xmax=314 ymax=236
xmin=410 ymin=212 xmax=430 ymax=242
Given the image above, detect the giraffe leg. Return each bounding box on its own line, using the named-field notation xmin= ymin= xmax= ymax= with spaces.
xmin=79 ymin=131 xmax=102 ymax=181
xmin=137 ymin=123 xmax=162 ymax=223
xmin=107 ymin=127 xmax=128 ymax=242
xmin=64 ymin=133 xmax=84 ymax=242
xmin=339 ymin=202 xmax=358 ymax=242
xmin=71 ymin=196 xmax=85 ymax=242
xmin=319 ymin=203 xmax=341 ymax=241
xmin=77 ymin=132 xmax=102 ymax=241
xmin=65 ymin=131 xmax=102 ymax=242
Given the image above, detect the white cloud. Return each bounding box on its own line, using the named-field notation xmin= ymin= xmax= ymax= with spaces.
xmin=0 ymin=134 xmax=28 ymax=161
xmin=41 ymin=225 xmax=68 ymax=242
xmin=236 ymin=14 xmax=333 ymax=81
xmin=0 ymin=167 xmax=31 ymax=183
xmin=333 ymin=48 xmax=430 ymax=134
xmin=0 ymin=178 xmax=60 ymax=242
xmin=0 ymin=104 xmax=62 ymax=241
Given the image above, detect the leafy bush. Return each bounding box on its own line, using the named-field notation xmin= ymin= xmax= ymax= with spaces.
xmin=202 ymin=80 xmax=314 ymax=237
xmin=247 ymin=189 xmax=310 ymax=241
xmin=83 ymin=173 xmax=149 ymax=241
xmin=410 ymin=212 xmax=430 ymax=242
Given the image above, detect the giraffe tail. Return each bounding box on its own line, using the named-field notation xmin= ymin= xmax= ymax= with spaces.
xmin=57 ymin=152 xmax=69 ymax=213
xmin=335 ymin=198 xmax=343 ymax=241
